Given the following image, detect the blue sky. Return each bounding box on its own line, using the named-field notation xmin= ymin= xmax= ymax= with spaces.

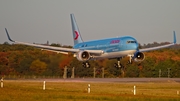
xmin=0 ymin=0 xmax=180 ymax=45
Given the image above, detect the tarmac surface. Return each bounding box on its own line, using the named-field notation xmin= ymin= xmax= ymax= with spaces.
xmin=49 ymin=78 xmax=180 ymax=83
xmin=8 ymin=78 xmax=180 ymax=83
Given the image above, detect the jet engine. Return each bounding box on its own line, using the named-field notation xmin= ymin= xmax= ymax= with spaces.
xmin=76 ymin=51 xmax=91 ymax=61
xmin=133 ymin=52 xmax=145 ymax=62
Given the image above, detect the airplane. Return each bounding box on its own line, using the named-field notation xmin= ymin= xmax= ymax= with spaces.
xmin=5 ymin=14 xmax=177 ymax=68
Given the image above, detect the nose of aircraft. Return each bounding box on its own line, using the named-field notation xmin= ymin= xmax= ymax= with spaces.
xmin=134 ymin=43 xmax=139 ymax=50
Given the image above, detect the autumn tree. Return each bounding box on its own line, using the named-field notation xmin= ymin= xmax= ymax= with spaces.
xmin=45 ymin=54 xmax=63 ymax=76
xmin=30 ymin=59 xmax=47 ymax=75
xmin=1 ymin=42 xmax=180 ymax=78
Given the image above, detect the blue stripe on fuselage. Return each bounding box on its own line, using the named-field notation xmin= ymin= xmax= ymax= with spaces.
xmin=73 ymin=36 xmax=138 ymax=53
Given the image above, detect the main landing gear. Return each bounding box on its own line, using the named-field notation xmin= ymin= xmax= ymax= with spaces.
xmin=82 ymin=62 xmax=90 ymax=68
xmin=114 ymin=58 xmax=123 ymax=68
xmin=114 ymin=56 xmax=133 ymax=69
xmin=127 ymin=55 xmax=133 ymax=64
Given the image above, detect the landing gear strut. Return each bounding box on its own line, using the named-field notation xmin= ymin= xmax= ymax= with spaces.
xmin=82 ymin=62 xmax=90 ymax=68
xmin=128 ymin=56 xmax=133 ymax=64
xmin=114 ymin=58 xmax=122 ymax=68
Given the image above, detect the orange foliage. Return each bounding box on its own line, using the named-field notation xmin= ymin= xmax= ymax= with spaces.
xmin=138 ymin=65 xmax=143 ymax=70
xmin=97 ymin=59 xmax=108 ymax=67
xmin=59 ymin=55 xmax=73 ymax=68
xmin=145 ymin=50 xmax=180 ymax=63
xmin=0 ymin=52 xmax=9 ymax=65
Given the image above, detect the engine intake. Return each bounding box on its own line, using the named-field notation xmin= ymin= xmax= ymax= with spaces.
xmin=133 ymin=52 xmax=145 ymax=62
xmin=76 ymin=51 xmax=90 ymax=61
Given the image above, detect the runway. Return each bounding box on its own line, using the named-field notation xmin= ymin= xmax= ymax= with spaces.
xmin=55 ymin=78 xmax=180 ymax=83
xmin=10 ymin=78 xmax=180 ymax=83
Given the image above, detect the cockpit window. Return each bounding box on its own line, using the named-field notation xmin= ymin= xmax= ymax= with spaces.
xmin=127 ymin=41 xmax=136 ymax=43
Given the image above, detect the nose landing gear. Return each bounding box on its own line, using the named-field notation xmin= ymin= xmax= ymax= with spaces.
xmin=128 ymin=55 xmax=133 ymax=64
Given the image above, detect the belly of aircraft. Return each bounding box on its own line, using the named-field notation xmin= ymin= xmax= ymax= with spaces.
xmin=92 ymin=50 xmax=136 ymax=60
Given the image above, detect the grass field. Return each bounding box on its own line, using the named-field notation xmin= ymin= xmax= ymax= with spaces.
xmin=0 ymin=80 xmax=180 ymax=101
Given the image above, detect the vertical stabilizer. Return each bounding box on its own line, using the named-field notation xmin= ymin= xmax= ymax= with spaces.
xmin=71 ymin=14 xmax=83 ymax=45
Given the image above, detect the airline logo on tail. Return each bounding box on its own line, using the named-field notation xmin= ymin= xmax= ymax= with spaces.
xmin=74 ymin=31 xmax=79 ymax=40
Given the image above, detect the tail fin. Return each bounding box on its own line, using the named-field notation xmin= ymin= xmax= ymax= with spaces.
xmin=70 ymin=14 xmax=83 ymax=45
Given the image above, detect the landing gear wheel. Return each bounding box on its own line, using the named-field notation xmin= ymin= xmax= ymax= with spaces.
xmin=114 ymin=63 xmax=122 ymax=68
xmin=82 ymin=63 xmax=86 ymax=68
xmin=114 ymin=63 xmax=118 ymax=68
xmin=82 ymin=62 xmax=90 ymax=68
xmin=117 ymin=58 xmax=122 ymax=68
xmin=85 ymin=62 xmax=90 ymax=68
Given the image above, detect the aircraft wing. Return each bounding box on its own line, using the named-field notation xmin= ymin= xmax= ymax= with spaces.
xmin=139 ymin=31 xmax=176 ymax=52
xmin=139 ymin=43 xmax=175 ymax=52
xmin=5 ymin=28 xmax=104 ymax=55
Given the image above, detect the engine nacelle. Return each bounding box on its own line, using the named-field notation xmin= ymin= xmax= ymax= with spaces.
xmin=76 ymin=51 xmax=91 ymax=61
xmin=133 ymin=52 xmax=145 ymax=62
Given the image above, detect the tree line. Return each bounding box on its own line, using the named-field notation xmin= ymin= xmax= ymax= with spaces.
xmin=0 ymin=42 xmax=180 ymax=78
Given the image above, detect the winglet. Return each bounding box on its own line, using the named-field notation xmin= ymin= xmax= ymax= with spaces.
xmin=173 ymin=31 xmax=176 ymax=44
xmin=5 ymin=28 xmax=15 ymax=42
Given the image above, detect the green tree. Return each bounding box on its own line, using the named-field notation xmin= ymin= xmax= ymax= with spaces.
xmin=155 ymin=59 xmax=179 ymax=78
xmin=104 ymin=59 xmax=122 ymax=77
xmin=44 ymin=54 xmax=63 ymax=76
xmin=171 ymin=61 xmax=180 ymax=77
xmin=140 ymin=57 xmax=156 ymax=77
xmin=30 ymin=59 xmax=47 ymax=75
xmin=125 ymin=64 xmax=139 ymax=77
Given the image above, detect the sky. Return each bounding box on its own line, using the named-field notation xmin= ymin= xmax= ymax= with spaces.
xmin=0 ymin=0 xmax=180 ymax=46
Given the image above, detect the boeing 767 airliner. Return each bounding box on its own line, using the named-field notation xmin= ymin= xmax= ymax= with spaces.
xmin=5 ymin=14 xmax=177 ymax=68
